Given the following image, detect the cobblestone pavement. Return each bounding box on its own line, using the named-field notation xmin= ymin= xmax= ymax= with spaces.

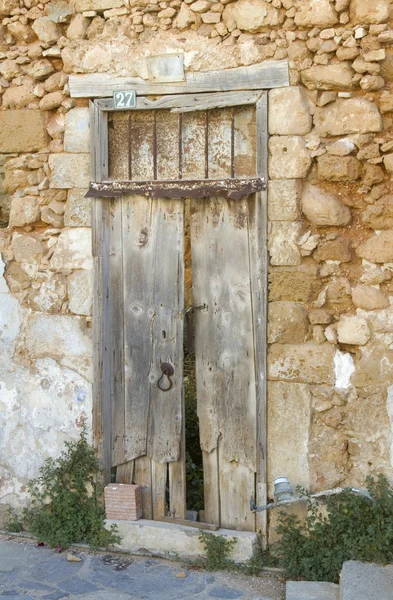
xmin=0 ymin=536 xmax=284 ymax=600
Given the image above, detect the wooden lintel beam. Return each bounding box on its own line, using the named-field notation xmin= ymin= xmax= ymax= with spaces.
xmin=69 ymin=60 xmax=289 ymax=98
xmin=85 ymin=177 xmax=266 ymax=201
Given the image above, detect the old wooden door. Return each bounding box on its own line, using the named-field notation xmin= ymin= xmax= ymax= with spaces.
xmin=90 ymin=92 xmax=267 ymax=532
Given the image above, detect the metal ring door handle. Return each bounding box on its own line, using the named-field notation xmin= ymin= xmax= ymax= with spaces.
xmin=157 ymin=362 xmax=174 ymax=392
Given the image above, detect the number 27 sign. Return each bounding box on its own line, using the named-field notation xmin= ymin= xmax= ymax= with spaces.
xmin=113 ymin=90 xmax=137 ymax=109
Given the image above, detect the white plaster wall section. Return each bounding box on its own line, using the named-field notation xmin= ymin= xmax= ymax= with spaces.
xmin=0 ymin=254 xmax=93 ymax=507
xmin=334 ymin=350 xmax=355 ymax=390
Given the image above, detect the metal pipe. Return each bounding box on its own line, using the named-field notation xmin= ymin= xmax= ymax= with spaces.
xmin=250 ymin=487 xmax=375 ymax=512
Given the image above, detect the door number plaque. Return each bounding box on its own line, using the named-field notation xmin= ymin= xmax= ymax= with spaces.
xmin=113 ymin=90 xmax=136 ymax=109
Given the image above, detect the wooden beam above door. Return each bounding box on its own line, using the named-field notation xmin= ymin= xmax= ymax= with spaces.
xmin=69 ymin=60 xmax=289 ymax=98
xmin=86 ymin=177 xmax=266 ymax=201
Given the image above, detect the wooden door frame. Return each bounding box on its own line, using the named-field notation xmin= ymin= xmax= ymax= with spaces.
xmin=88 ymin=59 xmax=290 ymax=535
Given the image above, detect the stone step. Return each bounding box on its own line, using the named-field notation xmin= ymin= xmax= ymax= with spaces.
xmin=340 ymin=561 xmax=393 ymax=600
xmin=286 ymin=581 xmax=339 ymax=600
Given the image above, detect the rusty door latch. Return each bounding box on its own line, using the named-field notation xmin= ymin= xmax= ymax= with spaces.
xmin=158 ymin=362 xmax=174 ymax=392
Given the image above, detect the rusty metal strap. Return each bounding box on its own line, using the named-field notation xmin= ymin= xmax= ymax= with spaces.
xmin=85 ymin=177 xmax=266 ymax=201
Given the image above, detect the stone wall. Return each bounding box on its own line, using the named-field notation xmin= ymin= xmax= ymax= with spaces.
xmin=1 ymin=0 xmax=393 ymax=528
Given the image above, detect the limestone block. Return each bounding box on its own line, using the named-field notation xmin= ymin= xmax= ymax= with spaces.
xmin=352 ymin=346 xmax=393 ymax=387
xmin=7 ymin=22 xmax=36 ymax=43
xmin=50 ymin=228 xmax=92 ymax=270
xmin=24 ymin=314 xmax=92 ymax=358
xmin=49 ymin=154 xmax=90 ymax=189
xmin=0 ymin=59 xmax=21 ymax=81
xmin=269 ymin=136 xmax=312 ymax=179
xmin=345 ymin=388 xmax=393 ymax=483
xmin=268 ymin=343 xmax=335 ymax=384
xmin=173 ymin=4 xmax=195 ymax=29
xmin=0 ymin=111 xmax=48 ymax=153
xmin=29 ymin=273 xmax=67 ymax=313
xmin=267 ymin=381 xmax=311 ymax=494
xmin=351 ymin=284 xmax=389 ymax=311
xmin=44 ymin=72 xmax=68 ymax=93
xmin=27 ymin=59 xmax=54 ymax=81
xmin=39 ymin=91 xmax=66 ymax=111
xmin=294 ymin=0 xmax=337 ymax=27
xmin=301 ymin=183 xmax=351 ymax=227
xmin=268 ymin=222 xmax=302 ymax=266
xmin=222 ymin=0 xmax=283 ymax=32
xmin=11 ymin=232 xmax=44 ymax=263
xmin=107 ymin=519 xmax=259 ymax=563
xmin=314 ymin=237 xmax=352 ymax=262
xmin=380 ymin=92 xmax=393 ymax=113
xmin=64 ymin=188 xmax=91 ymax=227
xmin=356 ymin=231 xmax=393 ymax=264
xmin=74 ymin=0 xmax=124 ymax=10
xmin=317 ymin=155 xmax=362 ymax=181
xmin=314 ymin=98 xmax=383 ymax=136
xmin=64 ymin=108 xmax=90 ymax=153
xmin=380 ymin=50 xmax=393 ymax=83
xmin=326 ymin=138 xmax=355 ymax=156
xmin=268 ymin=87 xmax=312 ymax=136
xmin=384 ymin=153 xmax=393 ymax=173
xmin=362 ymin=195 xmax=393 ymax=230
xmin=2 ymin=82 xmax=36 ymax=110
xmin=47 ymin=112 xmax=66 ymax=139
xmin=32 ymin=17 xmax=62 ymax=44
xmin=301 ymin=63 xmax=354 ymax=90
xmin=337 ymin=316 xmax=370 ymax=345
xmin=350 ymin=0 xmax=390 ymax=24
xmin=268 ymin=301 xmax=309 ymax=344
xmin=9 ymin=196 xmax=40 ymax=227
xmin=268 ymin=179 xmax=302 ymax=221
xmin=68 ymin=270 xmax=93 ymax=316
xmin=309 ymin=309 xmax=332 ymax=325
xmin=269 ymin=264 xmax=323 ymax=303
xmin=0 ymin=0 xmax=18 ymax=16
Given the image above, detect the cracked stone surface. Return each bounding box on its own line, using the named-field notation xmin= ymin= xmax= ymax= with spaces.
xmin=0 ymin=536 xmax=284 ymax=600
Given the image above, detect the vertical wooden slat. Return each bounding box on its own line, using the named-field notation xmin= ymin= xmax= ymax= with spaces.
xmin=191 ymin=196 xmax=257 ymax=531
xmin=134 ymin=455 xmax=153 ymax=519
xmin=181 ymin=112 xmax=206 ymax=179
xmin=116 ymin=460 xmax=134 ymax=484
xmin=108 ymin=113 xmax=129 ymax=180
xmin=91 ymin=101 xmax=111 ymax=484
xmin=253 ymin=93 xmax=268 ymax=542
xmin=207 ymin=108 xmax=232 ymax=178
xmin=109 ymin=196 xmax=125 ymax=467
xmin=202 ymin=448 xmax=220 ymax=525
xmin=156 ymin=110 xmax=180 ymax=180
xmin=152 ymin=461 xmax=167 ymax=519
xmin=130 ymin=112 xmax=155 ymax=180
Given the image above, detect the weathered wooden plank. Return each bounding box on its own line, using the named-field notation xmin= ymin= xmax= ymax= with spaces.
xmin=168 ymin=416 xmax=186 ymax=519
xmin=133 ymin=455 xmax=153 ymax=519
xmin=181 ymin=111 xmax=206 ymax=179
xmin=122 ymin=195 xmax=153 ymax=462
xmin=191 ymin=197 xmax=258 ymax=529
xmin=116 ymin=460 xmax=134 ymax=484
xmin=253 ymin=93 xmax=268 ymax=542
xmin=152 ymin=460 xmax=167 ymax=519
xmin=219 ymin=460 xmax=256 ymax=532
xmin=109 ymin=197 xmax=125 ymax=467
xmin=156 ymin=110 xmax=180 ymax=180
xmin=95 ymin=90 xmax=263 ymax=112
xmin=202 ymin=449 xmax=220 ymax=526
xmin=234 ymin=107 xmax=257 ymax=177
xmin=69 ymin=61 xmax=290 ymax=97
xmin=129 ymin=112 xmax=155 ymax=180
xmin=86 ymin=178 xmax=265 ymax=200
xmin=207 ymin=108 xmax=232 ymax=178
xmin=108 ymin=113 xmax=129 ymax=179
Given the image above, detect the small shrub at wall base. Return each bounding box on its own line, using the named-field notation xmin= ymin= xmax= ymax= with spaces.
xmin=198 ymin=531 xmax=236 ymax=571
xmin=274 ymin=475 xmax=393 ymax=583
xmin=13 ymin=427 xmax=120 ymax=549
